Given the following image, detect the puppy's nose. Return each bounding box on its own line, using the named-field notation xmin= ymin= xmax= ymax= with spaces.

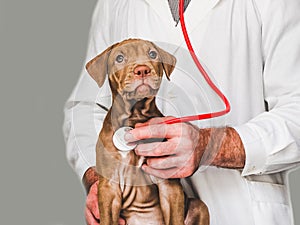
xmin=134 ymin=65 xmax=151 ymax=77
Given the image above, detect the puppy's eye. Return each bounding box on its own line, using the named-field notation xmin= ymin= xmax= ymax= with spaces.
xmin=116 ymin=54 xmax=124 ymax=63
xmin=149 ymin=50 xmax=157 ymax=59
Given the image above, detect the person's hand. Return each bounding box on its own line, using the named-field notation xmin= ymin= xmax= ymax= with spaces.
xmin=85 ymin=181 xmax=100 ymax=225
xmin=124 ymin=117 xmax=209 ymax=179
xmin=84 ymin=174 xmax=126 ymax=225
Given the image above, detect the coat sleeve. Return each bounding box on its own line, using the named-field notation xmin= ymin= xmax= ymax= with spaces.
xmin=234 ymin=0 xmax=300 ymax=176
xmin=62 ymin=0 xmax=112 ymax=179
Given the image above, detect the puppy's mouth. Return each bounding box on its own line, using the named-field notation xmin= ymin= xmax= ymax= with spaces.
xmin=136 ymin=83 xmax=151 ymax=95
xmin=124 ymin=84 xmax=158 ymax=100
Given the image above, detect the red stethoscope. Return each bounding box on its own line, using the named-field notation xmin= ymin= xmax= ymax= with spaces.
xmin=113 ymin=0 xmax=231 ymax=151
xmin=164 ymin=0 xmax=230 ymax=124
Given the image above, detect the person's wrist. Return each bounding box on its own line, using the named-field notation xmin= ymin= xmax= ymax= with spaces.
xmin=198 ymin=127 xmax=245 ymax=169
xmin=198 ymin=128 xmax=211 ymax=151
xmin=82 ymin=166 xmax=99 ymax=193
xmin=198 ymin=127 xmax=232 ymax=168
xmin=214 ymin=127 xmax=245 ymax=168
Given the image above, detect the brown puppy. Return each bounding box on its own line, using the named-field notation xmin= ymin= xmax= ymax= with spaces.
xmin=86 ymin=39 xmax=209 ymax=225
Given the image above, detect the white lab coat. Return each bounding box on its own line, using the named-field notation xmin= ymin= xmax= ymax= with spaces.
xmin=63 ymin=0 xmax=300 ymax=224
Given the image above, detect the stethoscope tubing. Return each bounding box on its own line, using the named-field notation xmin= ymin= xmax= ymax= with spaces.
xmin=162 ymin=0 xmax=231 ymax=125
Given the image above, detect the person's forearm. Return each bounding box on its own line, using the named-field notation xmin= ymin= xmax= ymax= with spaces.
xmin=82 ymin=166 xmax=99 ymax=193
xmin=199 ymin=127 xmax=246 ymax=169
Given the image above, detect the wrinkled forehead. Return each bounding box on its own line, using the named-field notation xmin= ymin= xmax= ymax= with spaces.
xmin=109 ymin=40 xmax=156 ymax=59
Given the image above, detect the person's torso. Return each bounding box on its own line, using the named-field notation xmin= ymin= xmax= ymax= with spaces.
xmin=95 ymin=1 xmax=294 ymax=224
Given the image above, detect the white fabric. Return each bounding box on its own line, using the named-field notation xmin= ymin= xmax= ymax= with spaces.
xmin=63 ymin=0 xmax=300 ymax=224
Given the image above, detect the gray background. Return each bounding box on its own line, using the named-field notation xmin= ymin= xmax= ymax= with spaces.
xmin=0 ymin=0 xmax=299 ymax=224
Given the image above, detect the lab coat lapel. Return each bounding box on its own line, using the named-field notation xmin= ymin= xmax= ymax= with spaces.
xmin=144 ymin=0 xmax=182 ymax=45
xmin=143 ymin=0 xmax=221 ymax=46
xmin=184 ymin=0 xmax=221 ymax=32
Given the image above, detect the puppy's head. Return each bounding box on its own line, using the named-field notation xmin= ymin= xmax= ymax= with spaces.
xmin=86 ymin=39 xmax=176 ymax=101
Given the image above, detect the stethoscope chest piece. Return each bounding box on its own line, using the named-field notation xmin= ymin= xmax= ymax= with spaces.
xmin=113 ymin=127 xmax=137 ymax=152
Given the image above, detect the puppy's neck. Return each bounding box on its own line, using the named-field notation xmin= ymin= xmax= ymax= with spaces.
xmin=109 ymin=96 xmax=163 ymax=129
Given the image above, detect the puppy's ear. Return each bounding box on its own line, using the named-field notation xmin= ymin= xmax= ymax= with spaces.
xmin=156 ymin=46 xmax=177 ymax=80
xmin=86 ymin=46 xmax=113 ymax=87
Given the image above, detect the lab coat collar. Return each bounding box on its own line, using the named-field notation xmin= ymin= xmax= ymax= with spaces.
xmin=144 ymin=0 xmax=221 ymax=37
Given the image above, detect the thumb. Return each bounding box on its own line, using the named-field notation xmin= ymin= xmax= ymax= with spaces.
xmin=135 ymin=116 xmax=175 ymax=128
xmin=86 ymin=181 xmax=100 ymax=219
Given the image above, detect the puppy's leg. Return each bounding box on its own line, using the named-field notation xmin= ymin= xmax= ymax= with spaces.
xmin=156 ymin=178 xmax=185 ymax=225
xmin=98 ymin=176 xmax=122 ymax=225
xmin=184 ymin=198 xmax=209 ymax=225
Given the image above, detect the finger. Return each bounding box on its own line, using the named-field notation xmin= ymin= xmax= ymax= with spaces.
xmin=125 ymin=124 xmax=167 ymax=142
xmin=142 ymin=164 xmax=187 ymax=179
xmin=145 ymin=155 xmax=185 ymax=170
xmin=118 ymin=218 xmax=126 ymax=225
xmin=135 ymin=116 xmax=175 ymax=128
xmin=85 ymin=206 xmax=100 ymax=225
xmin=86 ymin=184 xmax=100 ymax=220
xmin=135 ymin=141 xmax=178 ymax=157
xmin=86 ymin=192 xmax=97 ymax=207
xmin=91 ymin=203 xmax=100 ymax=220
xmin=125 ymin=123 xmax=183 ymax=142
xmin=86 ymin=194 xmax=99 ymax=218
